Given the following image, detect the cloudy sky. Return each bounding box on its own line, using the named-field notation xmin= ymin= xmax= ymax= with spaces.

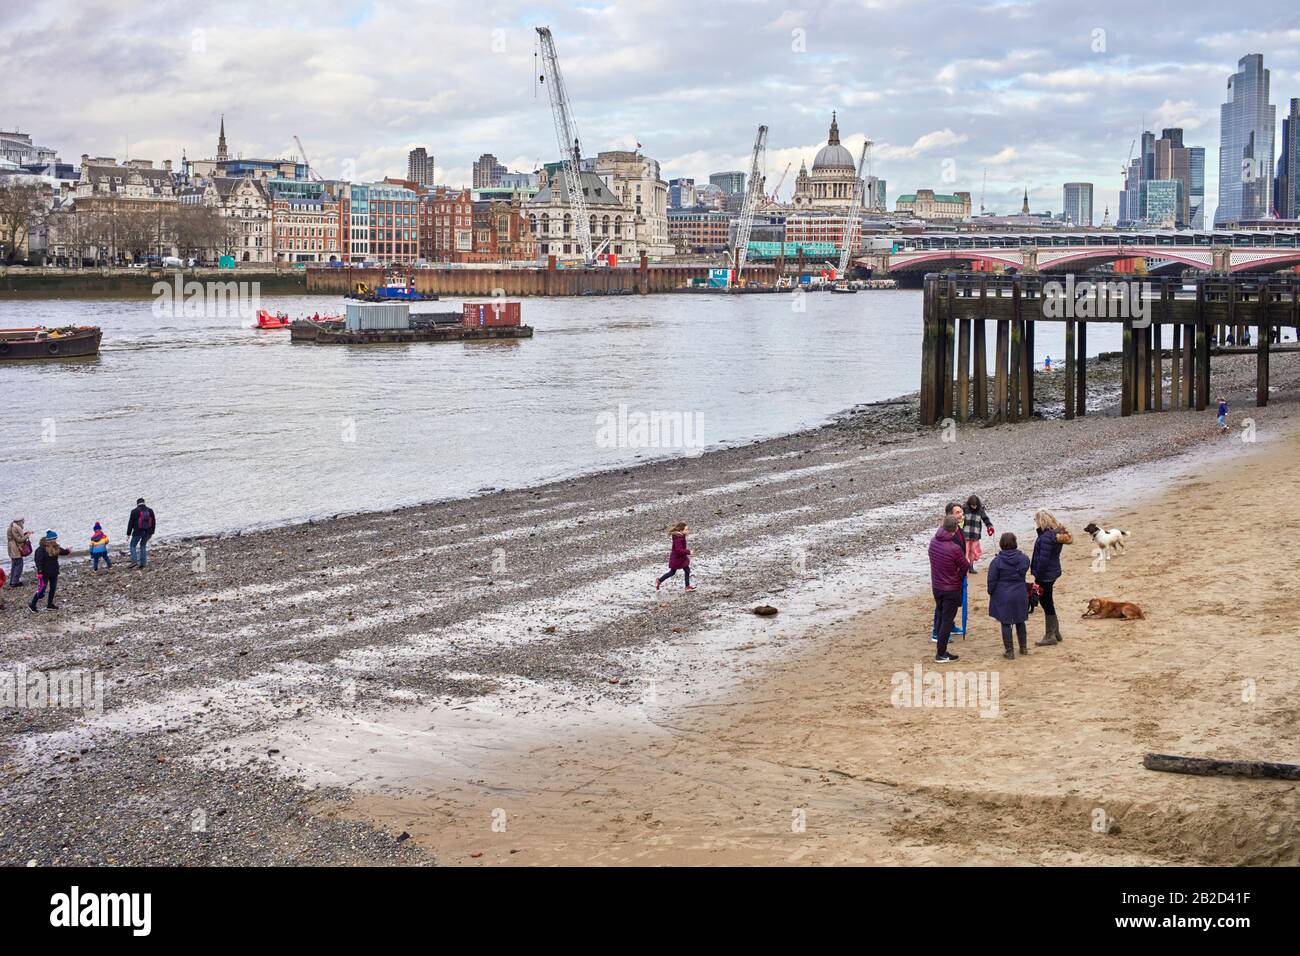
xmin=4 ymin=0 xmax=1299 ymax=222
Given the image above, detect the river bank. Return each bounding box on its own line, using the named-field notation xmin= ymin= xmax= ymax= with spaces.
xmin=1 ymin=348 xmax=1296 ymax=865
xmin=0 ymin=268 xmax=309 ymax=299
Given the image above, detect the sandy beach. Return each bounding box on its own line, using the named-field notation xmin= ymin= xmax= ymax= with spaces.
xmin=2 ymin=349 xmax=1298 ymax=865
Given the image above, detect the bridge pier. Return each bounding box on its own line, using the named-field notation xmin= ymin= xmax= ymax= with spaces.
xmin=920 ymin=272 xmax=1294 ymax=427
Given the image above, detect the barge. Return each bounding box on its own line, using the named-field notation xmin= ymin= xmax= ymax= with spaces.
xmin=297 ymin=301 xmax=532 ymax=345
xmin=0 ymin=325 xmax=102 ymax=360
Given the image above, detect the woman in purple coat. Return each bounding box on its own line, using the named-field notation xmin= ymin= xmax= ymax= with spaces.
xmin=655 ymin=522 xmax=695 ymax=591
xmin=986 ymin=532 xmax=1030 ymax=659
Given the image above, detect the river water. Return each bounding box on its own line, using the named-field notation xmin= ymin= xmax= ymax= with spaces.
xmin=1 ymin=290 xmax=1124 ymax=540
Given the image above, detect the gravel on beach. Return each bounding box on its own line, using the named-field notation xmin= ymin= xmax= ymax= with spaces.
xmin=2 ymin=349 xmax=1297 ymax=865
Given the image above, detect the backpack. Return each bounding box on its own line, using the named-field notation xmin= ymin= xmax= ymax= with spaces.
xmin=138 ymin=508 xmax=155 ymax=533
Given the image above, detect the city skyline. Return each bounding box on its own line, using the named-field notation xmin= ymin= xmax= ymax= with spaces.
xmin=4 ymin=2 xmax=1300 ymax=221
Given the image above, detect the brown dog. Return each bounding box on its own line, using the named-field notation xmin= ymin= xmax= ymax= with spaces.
xmin=1082 ymin=597 xmax=1145 ymax=620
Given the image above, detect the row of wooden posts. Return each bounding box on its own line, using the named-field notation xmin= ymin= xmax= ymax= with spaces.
xmin=919 ymin=273 xmax=1298 ymax=427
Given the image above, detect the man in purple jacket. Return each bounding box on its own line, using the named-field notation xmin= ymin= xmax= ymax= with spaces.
xmin=929 ymin=514 xmax=970 ymax=663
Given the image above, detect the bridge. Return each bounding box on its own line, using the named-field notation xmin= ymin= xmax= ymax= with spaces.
xmin=862 ymin=228 xmax=1300 ymax=276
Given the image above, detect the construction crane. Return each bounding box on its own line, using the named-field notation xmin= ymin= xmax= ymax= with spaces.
xmin=836 ymin=139 xmax=871 ymax=280
xmin=768 ymin=162 xmax=792 ymax=203
xmin=536 ymin=26 xmax=595 ymax=265
xmin=732 ymin=125 xmax=769 ymax=283
xmin=294 ymin=135 xmax=323 ymax=182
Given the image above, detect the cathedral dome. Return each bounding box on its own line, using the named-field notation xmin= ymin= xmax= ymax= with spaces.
xmin=811 ymin=112 xmax=856 ymax=171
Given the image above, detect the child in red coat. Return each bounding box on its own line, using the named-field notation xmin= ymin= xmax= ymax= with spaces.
xmin=655 ymin=522 xmax=695 ymax=591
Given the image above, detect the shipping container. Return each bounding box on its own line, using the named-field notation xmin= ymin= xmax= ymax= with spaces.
xmin=345 ymin=302 xmax=411 ymax=331
xmin=462 ymin=301 xmax=522 ymax=327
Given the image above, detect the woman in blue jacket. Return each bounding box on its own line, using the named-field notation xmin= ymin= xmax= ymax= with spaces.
xmin=986 ymin=532 xmax=1030 ymax=659
xmin=1030 ymin=509 xmax=1073 ymax=646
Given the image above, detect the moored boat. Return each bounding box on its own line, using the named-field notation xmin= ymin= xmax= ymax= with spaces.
xmin=258 ymin=309 xmax=342 ymax=331
xmin=0 ymin=326 xmax=102 ymax=360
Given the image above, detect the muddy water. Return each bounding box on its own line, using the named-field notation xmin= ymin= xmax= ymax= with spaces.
xmin=1 ymin=290 xmax=1124 ymax=539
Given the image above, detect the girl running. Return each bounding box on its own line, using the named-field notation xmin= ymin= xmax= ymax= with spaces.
xmin=655 ymin=522 xmax=695 ymax=591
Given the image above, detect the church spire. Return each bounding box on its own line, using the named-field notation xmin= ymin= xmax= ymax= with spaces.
xmin=216 ymin=114 xmax=228 ymax=162
xmin=828 ymin=111 xmax=840 ymax=146
xmin=1021 ymin=188 xmax=1029 ymax=215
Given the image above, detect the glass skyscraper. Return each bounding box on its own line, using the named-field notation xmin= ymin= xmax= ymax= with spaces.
xmin=1062 ymin=183 xmax=1093 ymax=226
xmin=1216 ymin=54 xmax=1276 ymax=225
xmin=1277 ymin=98 xmax=1300 ymax=220
xmin=1188 ymin=147 xmax=1206 ymax=229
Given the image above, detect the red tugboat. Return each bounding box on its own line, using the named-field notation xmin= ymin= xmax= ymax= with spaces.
xmin=256 ymin=309 xmax=342 ymax=331
xmin=0 ymin=326 xmax=102 ymax=360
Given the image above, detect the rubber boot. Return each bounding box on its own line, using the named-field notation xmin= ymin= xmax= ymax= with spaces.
xmin=1001 ymin=625 xmax=1015 ymax=660
xmin=1035 ymin=616 xmax=1058 ymax=646
xmin=1049 ymin=614 xmax=1062 ymax=642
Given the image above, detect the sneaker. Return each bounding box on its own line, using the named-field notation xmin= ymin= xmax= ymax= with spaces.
xmin=934 ymin=653 xmax=959 ymax=663
xmin=685 ymin=585 xmax=696 ymax=592
xmin=654 ymin=578 xmax=661 ymax=591
xmin=28 ymin=603 xmax=39 ymax=614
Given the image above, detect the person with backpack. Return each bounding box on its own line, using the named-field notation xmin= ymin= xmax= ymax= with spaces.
xmin=29 ymin=531 xmax=71 ymax=613
xmin=127 ymin=498 xmax=157 ymax=569
xmin=8 ymin=516 xmax=33 ymax=587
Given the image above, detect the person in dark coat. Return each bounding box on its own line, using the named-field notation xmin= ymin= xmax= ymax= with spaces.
xmin=655 ymin=522 xmax=695 ymax=591
xmin=1030 ymin=509 xmax=1073 ymax=646
xmin=932 ymin=502 xmax=965 ymax=637
xmin=986 ymin=532 xmax=1030 ymax=659
xmin=127 ymin=497 xmax=157 ymax=569
xmin=29 ymin=531 xmax=71 ymax=613
xmin=928 ymin=514 xmax=969 ymax=663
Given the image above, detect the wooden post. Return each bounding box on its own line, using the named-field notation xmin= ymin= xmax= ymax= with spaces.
xmin=1121 ymin=320 xmax=1133 ymax=416
xmin=995 ymin=319 xmax=1008 ymax=424
xmin=957 ymin=318 xmax=970 ymax=423
xmin=1010 ymin=281 xmax=1022 ymax=422
xmin=1134 ymin=319 xmax=1147 ymax=414
xmin=1076 ymin=321 xmax=1087 ymax=417
xmin=973 ymin=277 xmax=988 ymax=419
xmin=1024 ymin=318 xmax=1035 ymax=418
xmin=1182 ymin=321 xmax=1194 ymax=408
xmin=1173 ymin=321 xmax=1182 ymax=408
xmin=920 ymin=275 xmax=937 ymax=425
xmin=943 ymin=277 xmax=956 ymax=422
xmin=1064 ymin=319 xmax=1076 ymax=420
xmin=1257 ymin=288 xmax=1269 ymax=408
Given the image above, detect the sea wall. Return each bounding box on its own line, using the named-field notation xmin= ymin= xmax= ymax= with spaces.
xmin=0 ymin=269 xmax=309 ymax=299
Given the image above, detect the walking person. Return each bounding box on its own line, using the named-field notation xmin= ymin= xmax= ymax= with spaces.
xmin=987 ymin=532 xmax=1031 ymax=659
xmin=961 ymin=494 xmax=996 ymax=572
xmin=929 ymin=514 xmax=970 ymax=663
xmin=654 ymin=522 xmax=695 ymax=592
xmin=89 ymin=522 xmax=112 ymax=573
xmin=1031 ymin=509 xmax=1073 ymax=646
xmin=8 ymin=516 xmax=33 ymax=587
xmin=29 ymin=531 xmax=71 ymax=613
xmin=127 ymin=497 xmax=157 ymax=569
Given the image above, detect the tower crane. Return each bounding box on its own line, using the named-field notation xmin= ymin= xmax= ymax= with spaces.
xmin=836 ymin=139 xmax=871 ymax=280
xmin=293 ymin=135 xmax=323 ymax=182
xmin=535 ymin=26 xmax=595 ymax=265
xmin=732 ymin=124 xmax=768 ymax=283
xmin=768 ymin=161 xmax=792 ymax=203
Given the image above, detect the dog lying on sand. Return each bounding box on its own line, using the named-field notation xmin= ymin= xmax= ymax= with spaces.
xmin=1082 ymin=597 xmax=1145 ymax=620
xmin=1083 ymin=522 xmax=1128 ymax=557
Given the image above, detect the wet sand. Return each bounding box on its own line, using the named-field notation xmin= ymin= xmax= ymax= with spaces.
xmin=2 ymin=350 xmax=1298 ymax=865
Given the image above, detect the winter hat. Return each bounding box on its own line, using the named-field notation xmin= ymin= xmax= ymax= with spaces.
xmin=45 ymin=530 xmax=57 ymax=540
xmin=137 ymin=498 xmax=146 ymax=506
xmin=93 ymin=522 xmax=103 ymax=532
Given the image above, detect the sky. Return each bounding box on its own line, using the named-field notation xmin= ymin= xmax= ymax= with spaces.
xmin=3 ymin=0 xmax=1300 ymax=222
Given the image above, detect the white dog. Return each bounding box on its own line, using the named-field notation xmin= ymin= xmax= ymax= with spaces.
xmin=1083 ymin=522 xmax=1128 ymax=557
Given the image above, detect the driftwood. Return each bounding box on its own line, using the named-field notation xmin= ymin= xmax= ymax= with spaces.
xmin=1143 ymin=753 xmax=1300 ymax=781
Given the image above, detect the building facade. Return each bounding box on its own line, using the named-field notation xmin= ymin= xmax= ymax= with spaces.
xmin=1062 ymin=183 xmax=1094 ymax=227
xmin=269 ymin=179 xmax=340 ymax=263
xmin=418 ymin=187 xmax=474 ymax=261
xmin=894 ymin=189 xmax=971 ymax=220
xmin=473 ymin=153 xmax=507 ymax=189
xmin=204 ymin=176 xmax=271 ymax=262
xmin=709 ymin=170 xmax=745 ymax=197
xmin=526 ymin=168 xmax=638 ymax=261
xmin=667 ymin=209 xmax=734 ymax=253
xmin=1277 ymin=98 xmax=1300 ymax=220
xmin=470 ymin=197 xmax=538 ymax=261
xmin=407 ymin=148 xmax=434 ymax=187
xmin=791 ymin=114 xmax=864 ymax=211
xmin=1217 ymin=53 xmax=1276 ymax=226
xmin=593 ymin=150 xmax=671 ymax=258
xmin=668 ymin=177 xmax=696 ymax=209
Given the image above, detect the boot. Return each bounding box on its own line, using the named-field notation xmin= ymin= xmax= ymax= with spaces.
xmin=1001 ymin=627 xmax=1015 ymax=660
xmin=1018 ymin=628 xmax=1029 ymax=655
xmin=1035 ymin=616 xmax=1058 ymax=646
xmin=1049 ymin=614 xmax=1062 ymax=642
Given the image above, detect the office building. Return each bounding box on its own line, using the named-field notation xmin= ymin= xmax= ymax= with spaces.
xmin=1062 ymin=183 xmax=1094 ymax=226
xmin=1217 ymin=53 xmax=1276 ymax=225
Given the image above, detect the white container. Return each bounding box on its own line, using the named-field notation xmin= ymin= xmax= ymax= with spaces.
xmin=345 ymin=302 xmax=410 ymax=331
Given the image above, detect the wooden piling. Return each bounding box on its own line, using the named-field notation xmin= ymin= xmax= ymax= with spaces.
xmin=1076 ymin=321 xmax=1087 ymax=416
xmin=957 ymin=319 xmax=971 ymax=423
xmin=995 ymin=318 xmax=1009 ymax=423
xmin=973 ymin=278 xmax=988 ymax=419
xmin=1064 ymin=319 xmax=1076 ymax=420
xmin=1171 ymin=323 xmax=1181 ymax=410
xmin=1023 ymin=318 xmax=1035 ymax=418
xmin=1121 ymin=320 xmax=1133 ymax=417
xmin=943 ymin=277 xmax=956 ymax=421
